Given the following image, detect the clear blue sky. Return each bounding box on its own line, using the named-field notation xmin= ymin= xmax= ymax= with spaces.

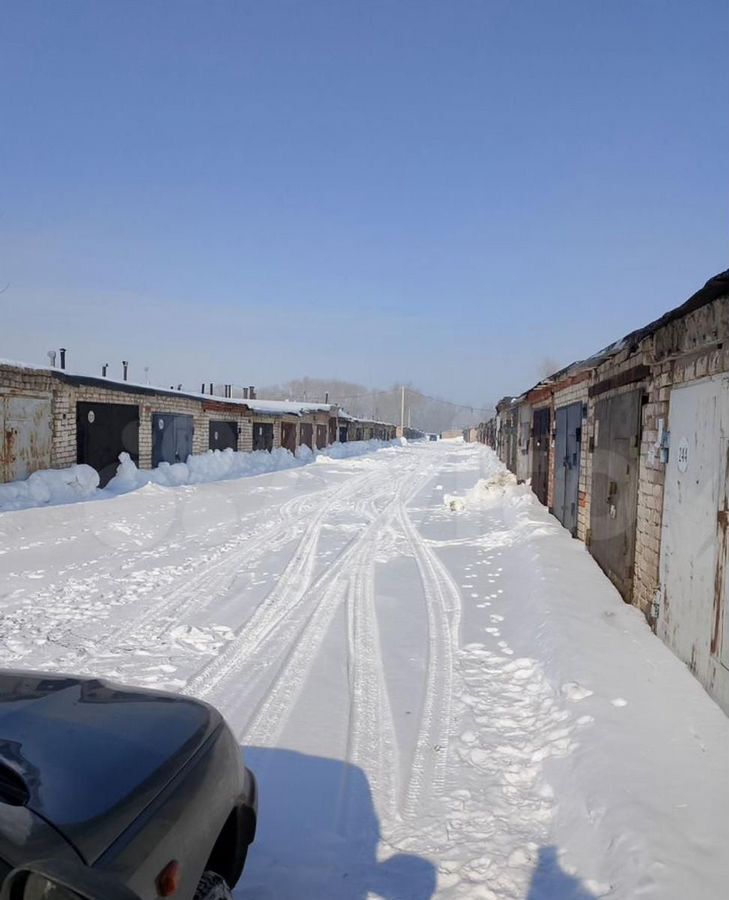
xmin=1 ymin=1 xmax=727 ymax=407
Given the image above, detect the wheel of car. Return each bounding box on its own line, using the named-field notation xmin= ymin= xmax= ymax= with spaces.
xmin=193 ymin=870 xmax=234 ymax=900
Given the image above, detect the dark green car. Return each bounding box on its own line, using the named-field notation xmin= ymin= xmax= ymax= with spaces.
xmin=0 ymin=672 xmax=257 ymax=900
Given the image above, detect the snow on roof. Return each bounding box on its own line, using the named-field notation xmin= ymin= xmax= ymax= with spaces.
xmin=246 ymin=399 xmax=334 ymax=417
xmin=0 ymin=358 xmax=338 ymax=415
xmin=0 ymin=358 xmax=399 ymax=425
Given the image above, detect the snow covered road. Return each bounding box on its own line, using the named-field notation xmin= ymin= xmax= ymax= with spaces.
xmin=1 ymin=440 xmax=728 ymax=899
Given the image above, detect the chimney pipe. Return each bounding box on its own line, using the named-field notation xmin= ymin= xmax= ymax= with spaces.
xmin=249 ymin=385 xmax=256 ymax=400
xmin=243 ymin=387 xmax=249 ymax=399
xmin=177 ymin=384 xmax=182 ymax=391
xmin=209 ymin=383 xmax=214 ymax=395
xmin=59 ymin=348 xmax=66 ymax=370
xmin=122 ymin=361 xmax=128 ymax=381
xmin=47 ymin=350 xmax=57 ymax=367
xmin=201 ymin=383 xmax=205 ymax=394
xmin=325 ymin=391 xmax=329 ymax=404
xmin=102 ymin=363 xmax=109 ymax=377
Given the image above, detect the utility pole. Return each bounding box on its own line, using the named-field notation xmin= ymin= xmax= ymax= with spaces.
xmin=400 ymin=385 xmax=405 ymax=433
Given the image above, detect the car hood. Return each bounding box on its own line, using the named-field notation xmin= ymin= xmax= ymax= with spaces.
xmin=0 ymin=671 xmax=221 ymax=864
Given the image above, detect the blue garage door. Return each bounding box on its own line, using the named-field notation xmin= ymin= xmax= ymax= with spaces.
xmin=152 ymin=414 xmax=194 ymax=466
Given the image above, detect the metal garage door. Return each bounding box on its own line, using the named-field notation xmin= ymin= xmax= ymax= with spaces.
xmin=338 ymin=425 xmax=348 ymax=443
xmin=553 ymin=402 xmax=582 ymax=536
xmin=209 ymin=420 xmax=238 ymax=452
xmin=316 ymin=424 xmax=327 ymax=449
xmin=1 ymin=395 xmax=52 ymax=482
xmin=77 ymin=401 xmax=139 ymax=487
xmin=253 ymin=422 xmax=274 ymax=452
xmin=659 ymin=377 xmax=729 ymax=673
xmin=281 ymin=422 xmax=297 ymax=452
xmin=531 ymin=407 xmax=551 ymax=506
xmin=152 ymin=414 xmax=193 ymax=467
xmin=300 ymin=423 xmax=314 ymax=449
xmin=589 ymin=390 xmax=642 ymax=601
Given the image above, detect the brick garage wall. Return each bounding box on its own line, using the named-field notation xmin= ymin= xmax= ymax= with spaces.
xmin=634 ymin=292 xmax=729 ymax=624
xmin=552 ymin=375 xmax=590 ymax=540
xmin=527 ymin=391 xmax=553 ymax=507
xmin=200 ymin=402 xmax=253 ymax=454
xmin=54 ymin=381 xmax=255 ymax=471
xmin=239 ymin=419 xmax=253 ymax=452
xmin=583 ymin=343 xmax=652 ymax=610
xmin=252 ymin=416 xmax=282 ymax=450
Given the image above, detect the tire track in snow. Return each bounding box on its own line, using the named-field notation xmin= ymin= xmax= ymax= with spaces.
xmin=397 ymin=500 xmax=462 ymax=817
xmin=343 ymin=519 xmax=401 ymax=820
xmin=183 ymin=466 xmax=395 ymax=701
xmin=240 ymin=461 xmax=431 ymax=757
xmin=52 ymin=483 xmax=334 ymax=673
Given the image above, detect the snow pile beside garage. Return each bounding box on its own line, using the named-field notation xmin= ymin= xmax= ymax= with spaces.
xmin=0 ymin=439 xmax=402 ymax=513
xmin=443 ymin=462 xmax=516 ymax=512
xmin=0 ymin=464 xmax=100 ymax=511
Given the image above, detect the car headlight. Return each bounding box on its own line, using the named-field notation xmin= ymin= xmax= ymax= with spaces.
xmin=22 ymin=874 xmax=82 ymax=900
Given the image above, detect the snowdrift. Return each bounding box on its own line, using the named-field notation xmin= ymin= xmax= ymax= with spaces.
xmin=0 ymin=439 xmax=403 ymax=514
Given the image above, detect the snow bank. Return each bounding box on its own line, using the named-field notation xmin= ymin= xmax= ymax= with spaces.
xmin=443 ymin=464 xmax=516 ymax=512
xmin=0 ymin=465 xmax=100 ymax=511
xmin=0 ymin=439 xmax=402 ymax=513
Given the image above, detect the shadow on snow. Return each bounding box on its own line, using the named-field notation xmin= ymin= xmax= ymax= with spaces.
xmin=235 ymin=747 xmax=436 ymax=900
xmin=526 ymin=846 xmax=599 ymax=900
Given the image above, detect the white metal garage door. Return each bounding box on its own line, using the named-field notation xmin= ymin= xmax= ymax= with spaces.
xmin=659 ymin=376 xmax=729 ymax=702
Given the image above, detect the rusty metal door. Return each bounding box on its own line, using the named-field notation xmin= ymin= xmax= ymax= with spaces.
xmin=659 ymin=377 xmax=729 ymax=676
xmin=299 ymin=423 xmax=314 ymax=449
xmin=77 ymin=401 xmax=139 ymax=487
xmin=209 ymin=420 xmax=238 ymax=451
xmin=553 ymin=402 xmax=582 ymax=536
xmin=589 ymin=390 xmax=642 ymax=601
xmin=281 ymin=422 xmax=297 ymax=452
xmin=152 ymin=414 xmax=193 ymax=467
xmin=1 ymin=396 xmax=52 ymax=482
xmin=253 ymin=422 xmax=274 ymax=452
xmin=531 ymin=407 xmax=551 ymax=506
xmin=316 ymin=424 xmax=327 ymax=449
xmin=338 ymin=425 xmax=348 ymax=443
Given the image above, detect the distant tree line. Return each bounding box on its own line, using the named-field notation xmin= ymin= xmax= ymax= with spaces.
xmin=259 ymin=377 xmax=494 ymax=434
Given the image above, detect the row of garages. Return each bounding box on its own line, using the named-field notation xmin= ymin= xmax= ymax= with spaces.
xmin=0 ymin=364 xmax=396 ymax=488
xmin=475 ymin=268 xmax=729 ymax=715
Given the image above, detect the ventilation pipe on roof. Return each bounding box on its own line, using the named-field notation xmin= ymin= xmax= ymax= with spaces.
xmin=209 ymin=383 xmax=214 ymax=395
xmin=325 ymin=392 xmax=329 ymax=404
xmin=122 ymin=361 xmax=128 ymax=381
xmin=177 ymin=384 xmax=182 ymax=391
xmin=102 ymin=363 xmax=109 ymax=377
xmin=243 ymin=387 xmax=249 ymax=399
xmin=47 ymin=350 xmax=57 ymax=367
xmin=59 ymin=348 xmax=66 ymax=370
